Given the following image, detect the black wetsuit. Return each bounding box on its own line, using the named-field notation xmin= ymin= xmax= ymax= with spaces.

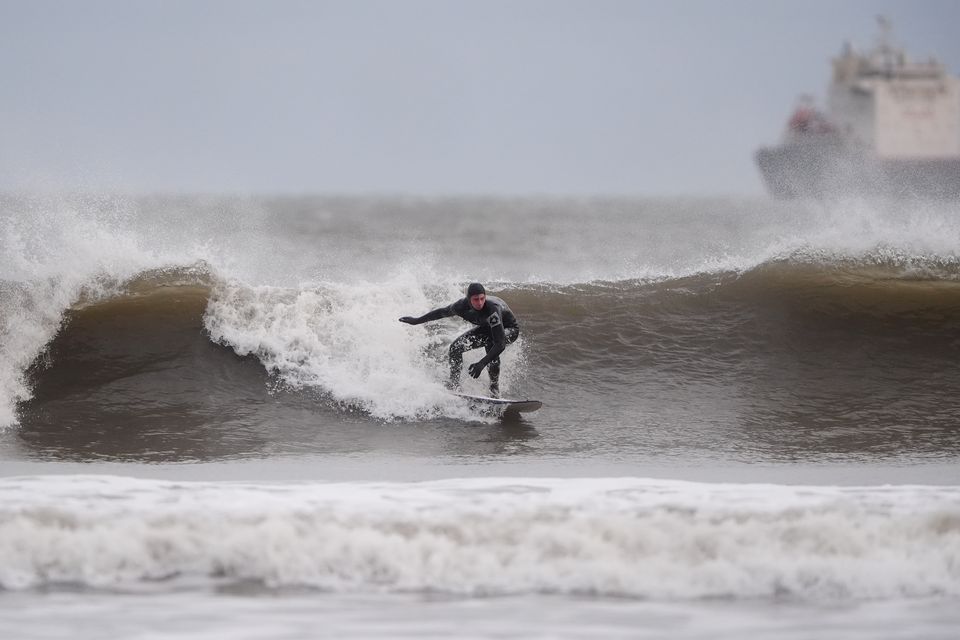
xmin=403 ymin=295 xmax=520 ymax=392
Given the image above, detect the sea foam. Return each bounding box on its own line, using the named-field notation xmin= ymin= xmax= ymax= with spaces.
xmin=203 ymin=277 xmax=524 ymax=420
xmin=1 ymin=475 xmax=957 ymax=600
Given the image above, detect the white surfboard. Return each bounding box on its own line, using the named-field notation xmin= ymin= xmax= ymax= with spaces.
xmin=452 ymin=392 xmax=542 ymax=413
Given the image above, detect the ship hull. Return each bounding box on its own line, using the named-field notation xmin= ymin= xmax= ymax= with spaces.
xmin=756 ymin=143 xmax=960 ymax=199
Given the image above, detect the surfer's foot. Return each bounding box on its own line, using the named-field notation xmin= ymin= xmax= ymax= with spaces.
xmin=445 ymin=379 xmax=460 ymax=391
xmin=489 ymin=384 xmax=500 ymax=398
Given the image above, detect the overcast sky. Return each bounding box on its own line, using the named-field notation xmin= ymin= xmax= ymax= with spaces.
xmin=2 ymin=0 xmax=958 ymax=196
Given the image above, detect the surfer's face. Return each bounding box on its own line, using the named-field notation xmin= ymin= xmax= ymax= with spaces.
xmin=469 ymin=293 xmax=486 ymax=310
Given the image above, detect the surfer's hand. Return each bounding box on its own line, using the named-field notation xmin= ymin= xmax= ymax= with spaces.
xmin=468 ymin=361 xmax=486 ymax=378
xmin=399 ymin=316 xmax=418 ymax=325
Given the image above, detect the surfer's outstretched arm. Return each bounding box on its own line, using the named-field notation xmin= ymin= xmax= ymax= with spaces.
xmin=399 ymin=305 xmax=453 ymax=325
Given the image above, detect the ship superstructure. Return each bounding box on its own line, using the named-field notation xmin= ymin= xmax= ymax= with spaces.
xmin=756 ymin=18 xmax=960 ymax=199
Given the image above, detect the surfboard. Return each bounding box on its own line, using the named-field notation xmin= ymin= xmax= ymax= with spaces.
xmin=452 ymin=392 xmax=542 ymax=414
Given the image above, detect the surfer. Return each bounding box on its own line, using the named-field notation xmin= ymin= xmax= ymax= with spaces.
xmin=399 ymin=283 xmax=520 ymax=397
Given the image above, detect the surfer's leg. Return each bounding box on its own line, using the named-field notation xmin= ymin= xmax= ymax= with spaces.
xmin=448 ymin=328 xmax=486 ymax=389
xmin=487 ymin=353 xmax=501 ymax=397
xmin=486 ymin=328 xmax=519 ymax=397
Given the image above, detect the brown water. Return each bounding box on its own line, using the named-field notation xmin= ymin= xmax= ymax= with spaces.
xmin=8 ymin=262 xmax=960 ymax=465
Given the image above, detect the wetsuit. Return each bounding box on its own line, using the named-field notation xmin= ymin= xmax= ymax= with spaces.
xmin=402 ymin=295 xmax=520 ymax=394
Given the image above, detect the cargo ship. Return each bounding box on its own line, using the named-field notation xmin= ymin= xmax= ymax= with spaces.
xmin=756 ymin=18 xmax=960 ymax=199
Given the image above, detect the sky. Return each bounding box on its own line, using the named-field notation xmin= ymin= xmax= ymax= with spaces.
xmin=1 ymin=0 xmax=958 ymax=196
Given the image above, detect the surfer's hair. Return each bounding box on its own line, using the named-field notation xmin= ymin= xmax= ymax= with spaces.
xmin=466 ymin=283 xmax=486 ymax=297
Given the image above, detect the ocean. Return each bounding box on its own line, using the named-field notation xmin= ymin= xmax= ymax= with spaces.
xmin=1 ymin=193 xmax=958 ymax=639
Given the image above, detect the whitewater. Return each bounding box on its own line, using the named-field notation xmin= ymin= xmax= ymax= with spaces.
xmin=2 ymin=475 xmax=958 ymax=599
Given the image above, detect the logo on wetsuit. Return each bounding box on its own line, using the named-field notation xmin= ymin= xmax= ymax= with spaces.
xmin=487 ymin=313 xmax=502 ymax=328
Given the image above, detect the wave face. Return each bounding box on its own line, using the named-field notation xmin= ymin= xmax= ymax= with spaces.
xmin=9 ymin=262 xmax=960 ymax=461
xmin=4 ymin=194 xmax=960 ymax=463
xmin=1 ymin=475 xmax=957 ymax=600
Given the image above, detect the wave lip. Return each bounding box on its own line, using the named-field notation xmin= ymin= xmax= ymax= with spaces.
xmin=1 ymin=476 xmax=958 ymax=600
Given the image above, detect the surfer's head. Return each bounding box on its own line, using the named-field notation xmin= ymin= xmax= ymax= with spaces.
xmin=466 ymin=282 xmax=486 ymax=310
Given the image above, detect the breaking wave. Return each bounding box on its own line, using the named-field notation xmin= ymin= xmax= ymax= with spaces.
xmin=6 ymin=254 xmax=960 ymax=428
xmin=4 ymin=192 xmax=960 ymax=428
